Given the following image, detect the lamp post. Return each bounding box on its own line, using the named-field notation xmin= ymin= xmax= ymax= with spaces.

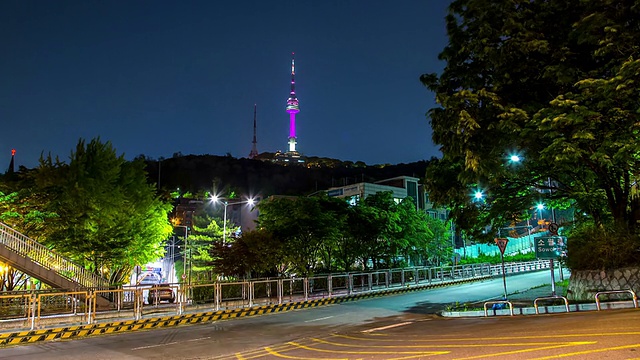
xmin=173 ymin=225 xmax=189 ymax=283
xmin=211 ymin=195 xmax=255 ymax=244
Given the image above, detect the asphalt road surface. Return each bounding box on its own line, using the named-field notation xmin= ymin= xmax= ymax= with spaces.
xmin=3 ymin=270 xmax=638 ymax=360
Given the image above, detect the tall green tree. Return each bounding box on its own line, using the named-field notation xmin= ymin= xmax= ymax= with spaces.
xmin=422 ymin=0 xmax=640 ymax=241
xmin=210 ymin=229 xmax=285 ymax=278
xmin=34 ymin=138 xmax=173 ymax=284
xmin=257 ymin=196 xmax=340 ymax=276
xmin=187 ymin=213 xmax=239 ymax=282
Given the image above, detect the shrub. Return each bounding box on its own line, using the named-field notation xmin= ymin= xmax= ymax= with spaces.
xmin=565 ymin=222 xmax=640 ymax=270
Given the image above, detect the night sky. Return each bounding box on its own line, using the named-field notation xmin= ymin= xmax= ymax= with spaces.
xmin=1 ymin=1 xmax=449 ymax=171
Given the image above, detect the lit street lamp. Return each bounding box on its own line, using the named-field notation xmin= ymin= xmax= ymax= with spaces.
xmin=173 ymin=225 xmax=189 ymax=283
xmin=211 ymin=195 xmax=255 ymax=244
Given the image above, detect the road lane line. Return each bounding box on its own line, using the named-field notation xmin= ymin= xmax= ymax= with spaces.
xmin=454 ymin=342 xmax=596 ymax=360
xmin=361 ymin=321 xmax=413 ymax=333
xmin=303 ymin=315 xmax=334 ymax=323
xmin=532 ymin=343 xmax=640 ymax=359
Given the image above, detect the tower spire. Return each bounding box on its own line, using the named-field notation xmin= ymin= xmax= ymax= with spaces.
xmin=285 ymin=52 xmax=300 ymax=153
xmin=249 ymin=104 xmax=259 ymax=159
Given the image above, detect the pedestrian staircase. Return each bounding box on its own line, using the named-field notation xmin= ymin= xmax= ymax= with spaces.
xmin=0 ymin=223 xmax=110 ymax=302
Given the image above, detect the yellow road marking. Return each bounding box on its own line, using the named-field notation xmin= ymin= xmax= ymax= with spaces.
xmin=532 ymin=343 xmax=640 ymax=359
xmin=454 ymin=342 xmax=596 ymax=360
xmin=362 ymin=321 xmax=413 ymax=333
xmin=334 ymin=331 xmax=640 ymax=342
xmin=264 ymin=345 xmax=351 ymax=359
xmin=286 ymin=341 xmax=449 ymax=355
xmin=312 ymin=337 xmax=594 ymax=349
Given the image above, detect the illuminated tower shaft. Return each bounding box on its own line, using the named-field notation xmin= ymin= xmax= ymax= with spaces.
xmin=285 ymin=52 xmax=300 ymax=152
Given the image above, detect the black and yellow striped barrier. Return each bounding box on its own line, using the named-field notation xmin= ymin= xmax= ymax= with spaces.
xmin=0 ymin=275 xmax=489 ymax=347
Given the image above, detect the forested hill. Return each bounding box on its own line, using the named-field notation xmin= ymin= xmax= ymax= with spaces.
xmin=144 ymin=154 xmax=434 ymax=198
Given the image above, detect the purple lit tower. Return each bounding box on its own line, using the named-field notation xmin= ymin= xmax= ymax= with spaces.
xmin=285 ymin=52 xmax=300 ymax=153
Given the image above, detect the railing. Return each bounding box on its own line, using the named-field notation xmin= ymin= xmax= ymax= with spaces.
xmin=0 ymin=223 xmax=109 ymax=290
xmin=0 ymin=259 xmax=559 ymax=331
xmin=0 ymin=263 xmax=493 ymax=330
xmin=489 ymin=259 xmax=551 ymax=276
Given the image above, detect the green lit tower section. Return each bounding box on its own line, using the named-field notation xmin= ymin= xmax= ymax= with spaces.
xmin=286 ymin=52 xmax=300 ymax=153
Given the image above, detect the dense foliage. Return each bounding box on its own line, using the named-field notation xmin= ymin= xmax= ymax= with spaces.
xmin=422 ymin=0 xmax=640 ymax=269
xmin=1 ymin=138 xmax=174 ymax=285
xmin=211 ymin=193 xmax=453 ymax=278
xmin=565 ymin=223 xmax=640 ymax=270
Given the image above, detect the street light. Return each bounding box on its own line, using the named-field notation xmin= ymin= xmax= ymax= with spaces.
xmin=173 ymin=225 xmax=189 ymax=283
xmin=211 ymin=195 xmax=255 ymax=244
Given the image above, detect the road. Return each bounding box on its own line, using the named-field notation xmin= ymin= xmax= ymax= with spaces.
xmin=3 ymin=270 xmax=637 ymax=360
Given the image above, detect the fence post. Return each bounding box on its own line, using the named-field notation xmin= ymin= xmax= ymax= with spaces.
xmin=214 ymin=283 xmax=220 ymax=311
xmin=87 ymin=291 xmax=93 ymax=324
xmin=29 ymin=292 xmax=36 ymax=331
xmin=304 ymin=278 xmax=309 ymax=301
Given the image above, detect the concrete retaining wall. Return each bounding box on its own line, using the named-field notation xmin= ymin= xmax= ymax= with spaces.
xmin=567 ymin=267 xmax=640 ymax=301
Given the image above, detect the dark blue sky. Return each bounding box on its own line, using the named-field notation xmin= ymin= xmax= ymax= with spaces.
xmin=1 ymin=1 xmax=449 ymax=170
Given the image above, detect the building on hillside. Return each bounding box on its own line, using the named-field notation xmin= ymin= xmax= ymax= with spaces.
xmin=323 ymin=175 xmax=449 ymax=221
xmin=172 ymin=198 xmax=201 ymax=233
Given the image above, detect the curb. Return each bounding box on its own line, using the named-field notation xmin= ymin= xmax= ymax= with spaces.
xmin=0 ymin=275 xmax=490 ymax=347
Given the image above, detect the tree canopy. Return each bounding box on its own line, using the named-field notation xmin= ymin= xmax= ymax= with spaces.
xmin=31 ymin=138 xmax=174 ymax=284
xmin=212 ymin=193 xmax=452 ymax=278
xmin=422 ymin=0 xmax=640 ymax=246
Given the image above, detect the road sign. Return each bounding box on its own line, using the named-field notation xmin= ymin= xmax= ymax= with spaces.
xmin=494 ymin=238 xmax=509 ymax=255
xmin=535 ymin=236 xmax=566 ymax=259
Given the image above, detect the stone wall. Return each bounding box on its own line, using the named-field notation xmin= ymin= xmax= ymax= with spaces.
xmin=567 ymin=267 xmax=640 ymax=301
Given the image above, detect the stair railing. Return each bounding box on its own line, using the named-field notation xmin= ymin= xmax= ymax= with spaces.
xmin=0 ymin=222 xmax=109 ymax=290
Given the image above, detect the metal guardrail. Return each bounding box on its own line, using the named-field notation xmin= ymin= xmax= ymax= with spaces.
xmin=0 ymin=259 xmax=561 ymax=330
xmin=0 ymin=223 xmax=109 ymax=290
xmin=0 ymin=263 xmax=493 ymax=330
xmin=595 ymin=289 xmax=638 ymax=310
xmin=489 ymin=260 xmax=551 ymax=276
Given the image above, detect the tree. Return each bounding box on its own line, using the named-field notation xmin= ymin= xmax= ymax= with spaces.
xmin=421 ymin=0 xmax=640 ymax=243
xmin=33 ymin=138 xmax=173 ymax=284
xmin=187 ymin=213 xmax=239 ymax=282
xmin=210 ymin=229 xmax=285 ymax=278
xmin=344 ymin=201 xmax=383 ymax=271
xmin=257 ymin=196 xmax=341 ymax=276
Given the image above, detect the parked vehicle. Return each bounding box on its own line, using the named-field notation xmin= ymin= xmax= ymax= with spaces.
xmin=147 ymin=284 xmax=175 ymax=304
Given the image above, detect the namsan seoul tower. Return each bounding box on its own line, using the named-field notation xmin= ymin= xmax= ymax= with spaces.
xmin=285 ymin=52 xmax=300 ymax=153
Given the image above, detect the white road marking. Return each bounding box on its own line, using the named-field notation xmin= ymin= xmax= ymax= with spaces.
xmin=304 ymin=315 xmax=334 ymax=323
xmin=361 ymin=321 xmax=413 ymax=333
xmin=131 ymin=336 xmax=211 ymax=350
